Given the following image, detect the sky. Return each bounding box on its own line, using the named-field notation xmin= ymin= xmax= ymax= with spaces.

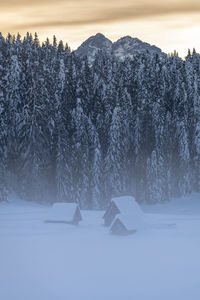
xmin=0 ymin=0 xmax=200 ymax=57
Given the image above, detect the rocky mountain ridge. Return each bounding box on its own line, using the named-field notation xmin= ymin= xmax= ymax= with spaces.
xmin=74 ymin=33 xmax=166 ymax=63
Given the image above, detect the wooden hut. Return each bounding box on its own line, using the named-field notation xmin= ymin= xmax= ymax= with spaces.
xmin=110 ymin=213 xmax=144 ymax=235
xmin=103 ymin=196 xmax=142 ymax=227
xmin=45 ymin=203 xmax=82 ymax=225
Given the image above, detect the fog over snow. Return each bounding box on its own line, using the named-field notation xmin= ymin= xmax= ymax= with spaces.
xmin=0 ymin=193 xmax=200 ymax=300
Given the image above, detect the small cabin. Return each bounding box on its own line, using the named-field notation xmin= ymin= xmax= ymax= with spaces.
xmin=110 ymin=213 xmax=144 ymax=236
xmin=45 ymin=203 xmax=82 ymax=225
xmin=103 ymin=196 xmax=142 ymax=227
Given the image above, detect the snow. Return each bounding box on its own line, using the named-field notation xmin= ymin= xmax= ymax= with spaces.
xmin=112 ymin=195 xmax=143 ymax=215
xmin=45 ymin=202 xmax=80 ymax=223
xmin=0 ymin=193 xmax=200 ymax=300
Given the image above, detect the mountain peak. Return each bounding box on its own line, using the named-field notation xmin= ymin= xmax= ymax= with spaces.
xmin=75 ymin=33 xmax=112 ymax=63
xmin=75 ymin=33 xmax=165 ymax=63
xmin=117 ymin=35 xmax=134 ymax=41
xmin=112 ymin=36 xmax=163 ymax=59
xmin=93 ymin=33 xmax=107 ymax=39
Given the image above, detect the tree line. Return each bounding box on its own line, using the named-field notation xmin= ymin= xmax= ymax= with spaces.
xmin=0 ymin=33 xmax=199 ymax=208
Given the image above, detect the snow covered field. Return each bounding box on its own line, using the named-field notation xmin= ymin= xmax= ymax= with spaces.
xmin=0 ymin=194 xmax=200 ymax=300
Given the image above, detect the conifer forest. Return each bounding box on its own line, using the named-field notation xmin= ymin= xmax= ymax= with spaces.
xmin=0 ymin=33 xmax=199 ymax=209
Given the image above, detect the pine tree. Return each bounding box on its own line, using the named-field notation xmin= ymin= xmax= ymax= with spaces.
xmin=105 ymin=105 xmax=127 ymax=201
xmin=146 ymin=150 xmax=168 ymax=203
xmin=6 ymin=53 xmax=22 ymax=177
xmin=0 ymin=45 xmax=8 ymax=201
xmin=71 ymin=99 xmax=90 ymax=208
xmin=87 ymin=119 xmax=102 ymax=209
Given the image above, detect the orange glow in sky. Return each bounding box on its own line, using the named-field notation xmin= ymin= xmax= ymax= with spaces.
xmin=0 ymin=0 xmax=200 ymax=56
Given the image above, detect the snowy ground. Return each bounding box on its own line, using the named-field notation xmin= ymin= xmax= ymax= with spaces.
xmin=0 ymin=194 xmax=200 ymax=300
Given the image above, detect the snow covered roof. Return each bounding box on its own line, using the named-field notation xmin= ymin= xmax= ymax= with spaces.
xmin=45 ymin=202 xmax=80 ymax=223
xmin=111 ymin=196 xmax=143 ymax=215
xmin=111 ymin=213 xmax=145 ymax=232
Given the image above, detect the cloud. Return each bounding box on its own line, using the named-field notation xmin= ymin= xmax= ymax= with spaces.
xmin=2 ymin=0 xmax=199 ymax=32
xmin=2 ymin=0 xmax=200 ymax=27
xmin=0 ymin=0 xmax=60 ymax=8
